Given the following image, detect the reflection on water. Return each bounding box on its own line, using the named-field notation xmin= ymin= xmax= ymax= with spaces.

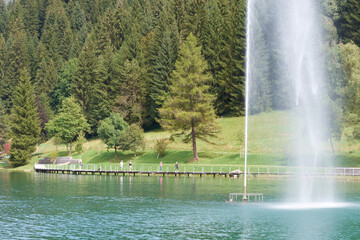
xmin=1 ymin=172 xmax=360 ymax=239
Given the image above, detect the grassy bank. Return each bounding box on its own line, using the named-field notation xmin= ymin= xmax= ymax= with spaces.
xmin=3 ymin=111 xmax=360 ymax=171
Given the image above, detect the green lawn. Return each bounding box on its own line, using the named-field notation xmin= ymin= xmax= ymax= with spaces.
xmin=3 ymin=110 xmax=360 ymax=171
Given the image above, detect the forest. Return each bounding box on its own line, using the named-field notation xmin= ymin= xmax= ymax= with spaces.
xmin=0 ymin=0 xmax=359 ymax=166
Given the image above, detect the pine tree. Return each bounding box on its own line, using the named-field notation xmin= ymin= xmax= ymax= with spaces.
xmin=4 ymin=17 xmax=30 ymax=111
xmin=9 ymin=68 xmax=41 ymax=167
xmin=148 ymin=3 xmax=179 ymax=125
xmin=0 ymin=99 xmax=8 ymax=149
xmin=149 ymin=32 xmax=178 ymax=124
xmin=87 ymin=55 xmax=111 ymax=132
xmin=22 ymin=0 xmax=40 ymax=38
xmin=72 ymin=40 xmax=97 ymax=113
xmin=52 ymin=59 xmax=77 ymax=112
xmin=159 ymin=33 xmax=218 ymax=162
xmin=0 ymin=0 xmax=8 ymax=36
xmin=114 ymin=59 xmax=146 ymax=125
xmin=41 ymin=0 xmax=72 ymax=64
xmin=0 ymin=34 xmax=6 ymax=105
xmin=35 ymin=56 xmax=57 ymax=97
xmin=336 ymin=0 xmax=360 ymax=46
xmin=110 ymin=3 xmax=130 ymax=50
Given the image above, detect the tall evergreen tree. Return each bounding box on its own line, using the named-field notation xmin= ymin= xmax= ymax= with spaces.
xmin=52 ymin=59 xmax=77 ymax=112
xmin=0 ymin=99 xmax=8 ymax=149
xmin=9 ymin=68 xmax=41 ymax=167
xmin=0 ymin=34 xmax=6 ymax=104
xmin=41 ymin=0 xmax=72 ymax=64
xmin=87 ymin=55 xmax=111 ymax=132
xmin=35 ymin=56 xmax=57 ymax=97
xmin=335 ymin=0 xmax=360 ymax=46
xmin=4 ymin=17 xmax=29 ymax=110
xmin=21 ymin=0 xmax=40 ymax=38
xmin=0 ymin=0 xmax=8 ymax=36
xmin=115 ymin=59 xmax=146 ymax=124
xmin=72 ymin=40 xmax=97 ymax=114
xmin=148 ymin=3 xmax=179 ymax=125
xmin=159 ymin=33 xmax=218 ymax=162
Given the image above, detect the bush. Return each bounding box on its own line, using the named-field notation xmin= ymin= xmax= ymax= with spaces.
xmin=155 ymin=138 xmax=171 ymax=158
xmin=49 ymin=151 xmax=58 ymax=162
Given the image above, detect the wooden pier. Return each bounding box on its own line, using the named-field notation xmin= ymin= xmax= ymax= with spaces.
xmin=34 ymin=165 xmax=240 ymax=177
xmin=34 ymin=164 xmax=360 ymax=177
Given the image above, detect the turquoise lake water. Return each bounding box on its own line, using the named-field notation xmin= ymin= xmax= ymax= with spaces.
xmin=1 ymin=171 xmax=360 ymax=239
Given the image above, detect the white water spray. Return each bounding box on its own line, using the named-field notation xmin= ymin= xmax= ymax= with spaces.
xmin=244 ymin=0 xmax=334 ymax=203
xmin=243 ymin=0 xmax=253 ymax=201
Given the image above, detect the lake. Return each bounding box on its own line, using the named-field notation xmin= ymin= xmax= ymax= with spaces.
xmin=1 ymin=171 xmax=360 ymax=239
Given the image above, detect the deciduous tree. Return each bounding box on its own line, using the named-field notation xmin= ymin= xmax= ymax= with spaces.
xmin=97 ymin=113 xmax=128 ymax=160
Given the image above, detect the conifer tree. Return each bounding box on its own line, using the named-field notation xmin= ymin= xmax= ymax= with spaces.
xmin=73 ymin=40 xmax=97 ymax=113
xmin=4 ymin=17 xmax=29 ymax=110
xmin=148 ymin=3 xmax=179 ymax=125
xmin=0 ymin=99 xmax=8 ymax=149
xmin=0 ymin=34 xmax=6 ymax=105
xmin=22 ymin=0 xmax=40 ymax=38
xmin=52 ymin=59 xmax=77 ymax=112
xmin=87 ymin=55 xmax=111 ymax=132
xmin=159 ymin=33 xmax=218 ymax=162
xmin=35 ymin=56 xmax=57 ymax=97
xmin=41 ymin=0 xmax=72 ymax=64
xmin=336 ymin=0 xmax=360 ymax=46
xmin=0 ymin=0 xmax=8 ymax=36
xmin=9 ymin=68 xmax=41 ymax=167
xmin=115 ymin=59 xmax=146 ymax=125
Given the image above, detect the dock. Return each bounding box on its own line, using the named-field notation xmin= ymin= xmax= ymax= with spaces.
xmin=34 ymin=164 xmax=360 ymax=177
xmin=35 ymin=166 xmax=237 ymax=177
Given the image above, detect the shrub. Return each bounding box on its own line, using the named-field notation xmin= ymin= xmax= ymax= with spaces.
xmin=155 ymin=138 xmax=171 ymax=158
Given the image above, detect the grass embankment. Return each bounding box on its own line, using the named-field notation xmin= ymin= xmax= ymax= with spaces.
xmin=3 ymin=111 xmax=360 ymax=171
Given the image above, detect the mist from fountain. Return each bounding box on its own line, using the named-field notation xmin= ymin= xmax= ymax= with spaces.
xmin=245 ymin=0 xmax=335 ymax=204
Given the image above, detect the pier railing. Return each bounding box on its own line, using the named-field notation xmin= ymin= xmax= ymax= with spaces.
xmin=34 ymin=164 xmax=360 ymax=177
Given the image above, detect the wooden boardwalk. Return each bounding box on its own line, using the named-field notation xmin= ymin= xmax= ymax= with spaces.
xmin=35 ymin=167 xmax=238 ymax=177
xmin=34 ymin=164 xmax=360 ymax=177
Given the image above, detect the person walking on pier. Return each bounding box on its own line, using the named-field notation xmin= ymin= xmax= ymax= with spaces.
xmin=120 ymin=160 xmax=123 ymax=170
xmin=160 ymin=161 xmax=163 ymax=171
xmin=175 ymin=162 xmax=178 ymax=171
xmin=129 ymin=160 xmax=132 ymax=171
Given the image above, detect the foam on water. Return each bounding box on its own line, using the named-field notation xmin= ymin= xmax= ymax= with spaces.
xmin=268 ymin=202 xmax=357 ymax=210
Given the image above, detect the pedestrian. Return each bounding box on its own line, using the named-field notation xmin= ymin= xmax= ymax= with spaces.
xmin=175 ymin=161 xmax=178 ymax=171
xmin=120 ymin=160 xmax=123 ymax=171
xmin=129 ymin=160 xmax=132 ymax=171
xmin=160 ymin=161 xmax=163 ymax=171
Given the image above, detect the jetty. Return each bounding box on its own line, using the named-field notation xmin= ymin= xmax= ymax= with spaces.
xmin=34 ymin=164 xmax=360 ymax=177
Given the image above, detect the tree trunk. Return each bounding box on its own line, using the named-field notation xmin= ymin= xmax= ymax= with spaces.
xmin=134 ymin=150 xmax=136 ymax=157
xmin=191 ymin=124 xmax=199 ymax=163
xmin=115 ymin=147 xmax=117 ymax=160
